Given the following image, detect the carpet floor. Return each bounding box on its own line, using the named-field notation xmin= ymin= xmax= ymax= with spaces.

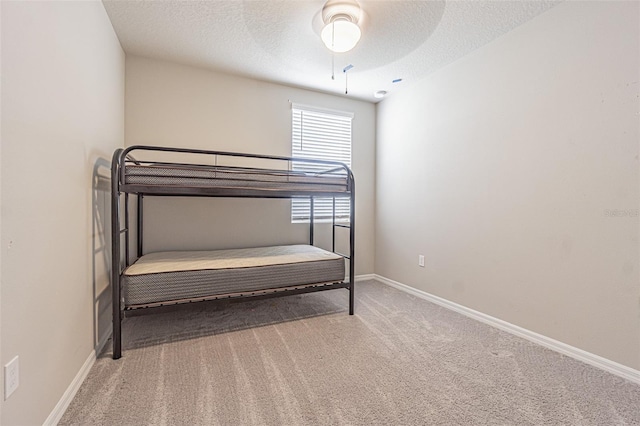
xmin=60 ymin=280 xmax=640 ymax=425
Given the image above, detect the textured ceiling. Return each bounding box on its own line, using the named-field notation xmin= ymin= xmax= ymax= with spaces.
xmin=103 ymin=0 xmax=562 ymax=103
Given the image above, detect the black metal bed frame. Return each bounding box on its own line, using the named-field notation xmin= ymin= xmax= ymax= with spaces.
xmin=111 ymin=145 xmax=355 ymax=359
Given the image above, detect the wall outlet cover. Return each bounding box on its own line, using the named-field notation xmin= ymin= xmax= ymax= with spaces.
xmin=4 ymin=356 xmax=19 ymax=400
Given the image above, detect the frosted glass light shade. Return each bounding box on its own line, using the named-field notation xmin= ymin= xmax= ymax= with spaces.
xmin=321 ymin=19 xmax=361 ymax=53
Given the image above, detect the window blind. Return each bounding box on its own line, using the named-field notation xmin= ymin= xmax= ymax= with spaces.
xmin=291 ymin=104 xmax=353 ymax=222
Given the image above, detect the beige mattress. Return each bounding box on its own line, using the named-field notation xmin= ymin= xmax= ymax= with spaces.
xmin=122 ymin=245 xmax=345 ymax=307
xmin=124 ymin=164 xmax=349 ymax=193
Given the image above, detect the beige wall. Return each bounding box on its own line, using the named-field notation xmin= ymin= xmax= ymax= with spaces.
xmin=376 ymin=1 xmax=640 ymax=369
xmin=0 ymin=2 xmax=3 ymax=420
xmin=125 ymin=56 xmax=376 ymax=275
xmin=1 ymin=1 xmax=124 ymax=424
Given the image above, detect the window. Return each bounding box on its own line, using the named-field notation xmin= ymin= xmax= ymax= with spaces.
xmin=291 ymin=103 xmax=353 ymax=222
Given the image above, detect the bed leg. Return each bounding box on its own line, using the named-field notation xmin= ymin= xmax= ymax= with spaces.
xmin=349 ymin=282 xmax=355 ymax=315
xmin=113 ymin=307 xmax=122 ymax=360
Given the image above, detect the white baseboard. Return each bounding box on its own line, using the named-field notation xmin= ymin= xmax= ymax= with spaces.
xmin=355 ymin=274 xmax=375 ymax=282
xmin=373 ymin=274 xmax=640 ymax=386
xmin=43 ymin=350 xmax=96 ymax=426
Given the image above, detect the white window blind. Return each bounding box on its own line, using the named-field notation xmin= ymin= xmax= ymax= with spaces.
xmin=291 ymin=104 xmax=353 ymax=222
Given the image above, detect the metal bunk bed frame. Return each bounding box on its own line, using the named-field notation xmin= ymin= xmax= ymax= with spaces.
xmin=111 ymin=145 xmax=355 ymax=359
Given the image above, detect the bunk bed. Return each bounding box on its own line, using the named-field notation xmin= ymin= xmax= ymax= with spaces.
xmin=111 ymin=145 xmax=355 ymax=359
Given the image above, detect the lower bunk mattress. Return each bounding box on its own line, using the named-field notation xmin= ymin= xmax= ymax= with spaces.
xmin=122 ymin=244 xmax=345 ymax=307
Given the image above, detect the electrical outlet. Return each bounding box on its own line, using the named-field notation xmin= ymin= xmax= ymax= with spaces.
xmin=4 ymin=356 xmax=19 ymax=400
xmin=418 ymin=255 xmax=425 ymax=267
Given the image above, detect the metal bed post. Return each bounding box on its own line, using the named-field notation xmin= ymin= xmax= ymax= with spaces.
xmin=124 ymin=194 xmax=130 ymax=266
xmin=332 ymin=197 xmax=336 ymax=253
xmin=349 ymin=181 xmax=355 ymax=315
xmin=137 ymin=194 xmax=144 ymax=257
xmin=309 ymin=196 xmax=314 ymax=245
xmin=111 ymin=149 xmax=123 ymax=359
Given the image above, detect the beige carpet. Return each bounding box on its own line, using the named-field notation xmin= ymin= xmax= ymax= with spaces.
xmin=60 ymin=280 xmax=640 ymax=425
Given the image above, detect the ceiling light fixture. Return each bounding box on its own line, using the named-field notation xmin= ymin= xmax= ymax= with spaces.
xmin=374 ymin=90 xmax=387 ymax=99
xmin=320 ymin=0 xmax=362 ymax=53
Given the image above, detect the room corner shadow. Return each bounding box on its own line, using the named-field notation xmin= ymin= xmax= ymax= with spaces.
xmin=98 ymin=290 xmax=348 ymax=357
xmin=92 ymin=157 xmax=113 ymax=354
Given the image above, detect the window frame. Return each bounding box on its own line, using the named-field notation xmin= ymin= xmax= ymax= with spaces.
xmin=290 ymin=103 xmax=354 ymax=223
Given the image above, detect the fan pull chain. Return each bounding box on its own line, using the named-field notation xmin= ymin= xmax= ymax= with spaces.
xmin=343 ymin=64 xmax=354 ymax=95
xmin=330 ymin=21 xmax=336 ymax=80
xmin=331 ymin=53 xmax=335 ymax=80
